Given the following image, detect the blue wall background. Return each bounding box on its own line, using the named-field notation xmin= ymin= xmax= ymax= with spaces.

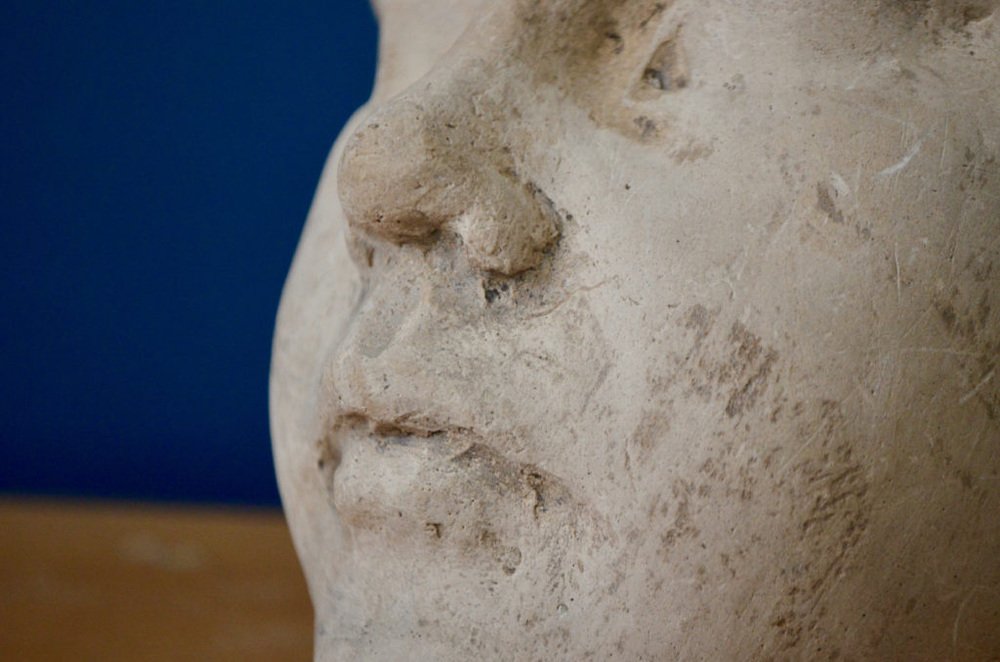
xmin=0 ymin=2 xmax=377 ymax=506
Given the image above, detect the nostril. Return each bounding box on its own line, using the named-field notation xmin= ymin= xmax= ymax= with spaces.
xmin=456 ymin=178 xmax=560 ymax=276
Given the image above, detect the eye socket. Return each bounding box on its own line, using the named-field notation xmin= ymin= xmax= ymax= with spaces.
xmin=630 ymin=28 xmax=690 ymax=101
xmin=640 ymin=34 xmax=688 ymax=94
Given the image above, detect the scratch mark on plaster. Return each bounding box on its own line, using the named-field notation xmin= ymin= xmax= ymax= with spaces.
xmin=878 ymin=136 xmax=924 ymax=177
xmin=939 ymin=117 xmax=950 ymax=173
xmin=899 ymin=302 xmax=937 ymax=343
xmin=962 ymin=423 xmax=993 ymax=466
xmin=830 ymin=171 xmax=851 ymax=199
xmin=953 ymin=587 xmax=981 ymax=656
xmin=579 ymin=362 xmax=612 ymax=415
xmin=777 ymin=419 xmax=828 ymax=475
xmin=949 ymin=198 xmax=970 ymax=280
xmin=763 ymin=198 xmax=797 ymax=262
xmin=834 ymin=98 xmax=915 ymax=130
xmin=894 ymin=243 xmax=902 ymax=303
xmin=959 ymin=370 xmax=995 ymax=405
xmin=898 ymin=347 xmax=989 ymax=358
xmin=524 ymin=279 xmax=611 ymax=319
xmin=718 ymin=277 xmax=736 ymax=301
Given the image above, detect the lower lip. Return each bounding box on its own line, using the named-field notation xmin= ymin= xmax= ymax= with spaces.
xmin=330 ymin=430 xmax=474 ymax=527
xmin=327 ymin=428 xmax=563 ymax=547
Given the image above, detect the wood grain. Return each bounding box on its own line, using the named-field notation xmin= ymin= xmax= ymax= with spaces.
xmin=0 ymin=499 xmax=312 ymax=661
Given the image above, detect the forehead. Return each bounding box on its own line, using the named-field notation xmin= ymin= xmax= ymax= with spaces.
xmin=372 ymin=0 xmax=674 ymax=38
xmin=371 ymin=0 xmax=487 ymax=24
xmin=373 ymin=0 xmax=483 ymax=10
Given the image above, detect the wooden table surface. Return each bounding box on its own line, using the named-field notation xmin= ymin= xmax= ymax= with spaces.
xmin=0 ymin=498 xmax=313 ymax=661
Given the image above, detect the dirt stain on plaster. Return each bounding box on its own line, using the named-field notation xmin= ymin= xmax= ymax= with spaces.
xmin=632 ymin=308 xmax=886 ymax=655
xmin=683 ymin=303 xmax=716 ymax=349
xmin=766 ymin=399 xmax=872 ymax=654
xmin=934 ymin=287 xmax=993 ymax=341
xmin=448 ymin=442 xmax=572 ymax=523
xmin=720 ymin=323 xmax=780 ymax=418
xmin=816 ymin=181 xmax=845 ymax=224
xmin=630 ymin=408 xmax=672 ymax=457
xmin=933 ymin=285 xmax=999 ymax=420
xmin=519 ymin=0 xmax=688 ymax=142
xmin=671 ymin=140 xmax=715 ymax=164
xmin=671 ymin=314 xmax=782 ymax=418
xmin=904 ymin=0 xmax=1000 ymax=32
xmin=637 ymin=307 xmax=780 ymax=457
xmin=657 ymin=478 xmax=699 ymax=558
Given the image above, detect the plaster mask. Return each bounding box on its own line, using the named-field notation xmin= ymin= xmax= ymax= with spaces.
xmin=271 ymin=0 xmax=1000 ymax=658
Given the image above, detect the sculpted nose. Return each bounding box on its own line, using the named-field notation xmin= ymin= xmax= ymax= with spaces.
xmin=337 ymin=97 xmax=453 ymax=242
xmin=336 ymin=70 xmax=560 ymax=275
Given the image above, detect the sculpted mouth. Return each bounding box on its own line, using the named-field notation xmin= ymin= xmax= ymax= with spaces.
xmin=322 ymin=410 xmax=475 ymax=463
xmin=360 ymin=414 xmax=471 ymax=441
xmin=318 ymin=411 xmax=576 ymax=545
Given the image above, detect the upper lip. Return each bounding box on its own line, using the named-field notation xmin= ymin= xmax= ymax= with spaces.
xmin=323 ymin=343 xmax=476 ymax=443
xmin=333 ymin=404 xmax=472 ymax=436
xmin=325 ymin=409 xmax=477 ymax=462
xmin=319 ymin=410 xmax=482 ymax=484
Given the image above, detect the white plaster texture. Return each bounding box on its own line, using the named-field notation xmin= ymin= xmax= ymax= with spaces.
xmin=271 ymin=1 xmax=1000 ymax=658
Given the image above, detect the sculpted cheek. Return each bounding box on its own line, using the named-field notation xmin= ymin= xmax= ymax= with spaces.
xmin=271 ymin=0 xmax=1000 ymax=659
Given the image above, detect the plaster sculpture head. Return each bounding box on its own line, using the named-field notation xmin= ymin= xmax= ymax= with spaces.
xmin=270 ymin=0 xmax=1000 ymax=658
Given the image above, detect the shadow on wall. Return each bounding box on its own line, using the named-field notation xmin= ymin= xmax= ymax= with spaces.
xmin=0 ymin=2 xmax=377 ymax=505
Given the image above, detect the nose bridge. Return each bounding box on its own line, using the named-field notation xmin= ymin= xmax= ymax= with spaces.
xmin=337 ymin=50 xmax=560 ymax=276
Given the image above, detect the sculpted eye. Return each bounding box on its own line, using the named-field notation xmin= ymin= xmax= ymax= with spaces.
xmin=640 ymin=32 xmax=688 ymax=94
xmin=623 ymin=26 xmax=692 ymax=140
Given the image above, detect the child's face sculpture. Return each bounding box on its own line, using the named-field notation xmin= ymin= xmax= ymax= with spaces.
xmin=271 ymin=1 xmax=1000 ymax=658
